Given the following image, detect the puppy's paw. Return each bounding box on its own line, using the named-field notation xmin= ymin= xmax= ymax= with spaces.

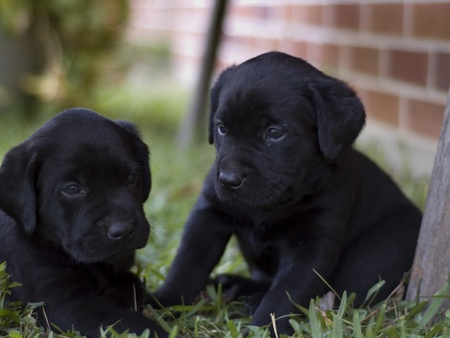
xmin=214 ymin=274 xmax=248 ymax=300
xmin=240 ymin=292 xmax=266 ymax=315
xmin=214 ymin=274 xmax=270 ymax=299
xmin=148 ymin=287 xmax=192 ymax=309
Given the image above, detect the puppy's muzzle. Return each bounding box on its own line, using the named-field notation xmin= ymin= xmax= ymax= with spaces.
xmin=219 ymin=171 xmax=244 ymax=189
xmin=106 ymin=222 xmax=135 ymax=241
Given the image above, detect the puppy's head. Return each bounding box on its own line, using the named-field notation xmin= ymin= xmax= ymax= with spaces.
xmin=0 ymin=108 xmax=151 ymax=264
xmin=209 ymin=51 xmax=365 ymax=207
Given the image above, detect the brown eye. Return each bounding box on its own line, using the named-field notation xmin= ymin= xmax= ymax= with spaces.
xmin=265 ymin=127 xmax=285 ymax=141
xmin=63 ymin=184 xmax=81 ymax=195
xmin=217 ymin=123 xmax=227 ymax=136
xmin=127 ymin=174 xmax=138 ymax=185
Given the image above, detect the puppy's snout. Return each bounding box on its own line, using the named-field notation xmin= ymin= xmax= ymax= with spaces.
xmin=107 ymin=223 xmax=134 ymax=241
xmin=219 ymin=171 xmax=243 ymax=189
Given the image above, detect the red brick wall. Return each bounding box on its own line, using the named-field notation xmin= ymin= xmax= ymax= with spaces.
xmin=127 ymin=0 xmax=450 ymax=173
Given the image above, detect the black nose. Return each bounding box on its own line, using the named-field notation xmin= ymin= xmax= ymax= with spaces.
xmin=107 ymin=223 xmax=134 ymax=240
xmin=218 ymin=172 xmax=243 ymax=188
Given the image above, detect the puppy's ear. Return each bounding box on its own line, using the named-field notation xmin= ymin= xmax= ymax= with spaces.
xmin=209 ymin=66 xmax=236 ymax=144
xmin=115 ymin=119 xmax=141 ymax=137
xmin=0 ymin=144 xmax=37 ymax=235
xmin=116 ymin=120 xmax=152 ymax=201
xmin=310 ymin=79 xmax=366 ymax=162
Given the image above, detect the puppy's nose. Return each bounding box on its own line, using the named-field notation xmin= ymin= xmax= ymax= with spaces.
xmin=107 ymin=223 xmax=134 ymax=240
xmin=219 ymin=172 xmax=243 ymax=188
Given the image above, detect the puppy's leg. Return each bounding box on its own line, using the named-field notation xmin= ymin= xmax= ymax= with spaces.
xmin=247 ymin=242 xmax=341 ymax=335
xmin=154 ymin=194 xmax=233 ymax=306
xmin=330 ymin=205 xmax=421 ymax=306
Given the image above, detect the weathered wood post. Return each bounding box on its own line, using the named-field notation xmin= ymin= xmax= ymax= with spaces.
xmin=406 ymin=91 xmax=450 ymax=308
xmin=178 ymin=0 xmax=228 ymax=145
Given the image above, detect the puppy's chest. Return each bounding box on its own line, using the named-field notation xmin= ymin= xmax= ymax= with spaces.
xmin=89 ymin=265 xmax=143 ymax=308
xmin=234 ymin=223 xmax=282 ymax=272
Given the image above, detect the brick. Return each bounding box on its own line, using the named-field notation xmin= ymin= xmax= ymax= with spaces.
xmin=234 ymin=6 xmax=269 ymax=20
xmin=307 ymin=43 xmax=340 ymax=70
xmin=228 ymin=35 xmax=254 ymax=49
xmin=358 ymin=89 xmax=400 ymax=127
xmin=228 ymin=4 xmax=245 ymax=18
xmin=326 ymin=4 xmax=360 ymax=30
xmin=277 ymin=5 xmax=292 ymax=23
xmin=435 ymin=52 xmax=450 ymax=91
xmin=280 ymin=40 xmax=307 ymax=59
xmin=406 ymin=99 xmax=445 ymax=138
xmin=364 ymin=3 xmax=404 ymax=35
xmin=254 ymin=37 xmax=279 ymax=53
xmin=291 ymin=5 xmax=323 ymax=25
xmin=346 ymin=46 xmax=380 ymax=75
xmin=412 ymin=3 xmax=450 ymax=40
xmin=387 ymin=49 xmax=428 ymax=86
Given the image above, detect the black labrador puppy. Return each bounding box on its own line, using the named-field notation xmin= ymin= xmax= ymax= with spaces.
xmin=0 ymin=108 xmax=168 ymax=337
xmin=154 ymin=52 xmax=422 ymax=334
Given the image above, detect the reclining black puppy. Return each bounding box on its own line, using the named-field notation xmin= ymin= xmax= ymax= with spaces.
xmin=154 ymin=51 xmax=423 ymax=334
xmin=0 ymin=108 xmax=168 ymax=337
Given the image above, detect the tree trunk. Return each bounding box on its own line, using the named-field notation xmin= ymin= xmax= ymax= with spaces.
xmin=406 ymin=90 xmax=450 ymax=308
xmin=178 ymin=0 xmax=228 ymax=145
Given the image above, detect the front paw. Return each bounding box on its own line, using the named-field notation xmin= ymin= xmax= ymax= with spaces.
xmin=214 ymin=274 xmax=251 ymax=300
xmin=215 ymin=274 xmax=270 ymax=297
xmin=214 ymin=274 xmax=270 ymax=313
xmin=148 ymin=287 xmax=189 ymax=309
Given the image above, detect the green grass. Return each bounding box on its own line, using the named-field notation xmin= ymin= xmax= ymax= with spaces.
xmin=0 ymin=78 xmax=446 ymax=338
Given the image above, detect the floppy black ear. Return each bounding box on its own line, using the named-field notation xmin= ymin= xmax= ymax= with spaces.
xmin=209 ymin=66 xmax=236 ymax=144
xmin=115 ymin=120 xmax=152 ymax=201
xmin=310 ymin=78 xmax=366 ymax=162
xmin=0 ymin=144 xmax=38 ymax=235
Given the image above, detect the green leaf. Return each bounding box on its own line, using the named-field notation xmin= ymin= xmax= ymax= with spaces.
xmin=387 ymin=326 xmax=399 ymax=338
xmin=415 ymin=280 xmax=450 ymax=332
xmin=352 ymin=310 xmax=363 ymax=338
xmin=7 ymin=332 xmax=23 ymax=338
xmin=363 ymin=280 xmax=385 ymax=305
xmin=404 ymin=301 xmax=428 ymax=321
xmin=374 ymin=302 xmax=387 ymax=333
xmin=226 ymin=320 xmax=240 ymax=338
xmin=308 ymin=299 xmax=322 ymax=338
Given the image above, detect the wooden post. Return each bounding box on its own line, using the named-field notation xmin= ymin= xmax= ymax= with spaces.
xmin=178 ymin=0 xmax=228 ymax=145
xmin=406 ymin=90 xmax=450 ymax=308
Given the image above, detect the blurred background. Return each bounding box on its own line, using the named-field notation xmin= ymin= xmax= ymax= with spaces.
xmin=0 ymin=2 xmax=446 ymax=335
xmin=1 ymin=0 xmax=448 ymax=191
xmin=127 ymin=0 xmax=450 ymax=177
xmin=0 ymin=2 xmax=443 ymax=334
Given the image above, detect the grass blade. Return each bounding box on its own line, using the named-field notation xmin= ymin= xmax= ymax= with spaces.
xmin=352 ymin=310 xmax=363 ymax=338
xmin=374 ymin=302 xmax=387 ymax=333
xmin=227 ymin=320 xmax=240 ymax=338
xmin=363 ymin=280 xmax=385 ymax=306
xmin=415 ymin=279 xmax=450 ymax=332
xmin=404 ymin=301 xmax=428 ymax=321
xmin=332 ymin=292 xmax=347 ymax=338
xmin=332 ymin=314 xmax=343 ymax=338
xmin=308 ymin=299 xmax=322 ymax=338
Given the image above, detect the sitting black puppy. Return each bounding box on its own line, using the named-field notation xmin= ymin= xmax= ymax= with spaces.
xmin=0 ymin=108 xmax=168 ymax=337
xmin=154 ymin=51 xmax=423 ymax=334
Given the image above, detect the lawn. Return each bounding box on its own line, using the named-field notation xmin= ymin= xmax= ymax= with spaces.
xmin=0 ymin=76 xmax=447 ymax=337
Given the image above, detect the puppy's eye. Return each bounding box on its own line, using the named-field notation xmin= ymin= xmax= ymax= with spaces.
xmin=217 ymin=123 xmax=227 ymax=136
xmin=63 ymin=184 xmax=81 ymax=195
xmin=127 ymin=174 xmax=138 ymax=185
xmin=265 ymin=127 xmax=285 ymax=141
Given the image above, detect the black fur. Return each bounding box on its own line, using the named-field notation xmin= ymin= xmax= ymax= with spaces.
xmin=0 ymin=108 xmax=167 ymax=337
xmin=155 ymin=52 xmax=422 ymax=334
